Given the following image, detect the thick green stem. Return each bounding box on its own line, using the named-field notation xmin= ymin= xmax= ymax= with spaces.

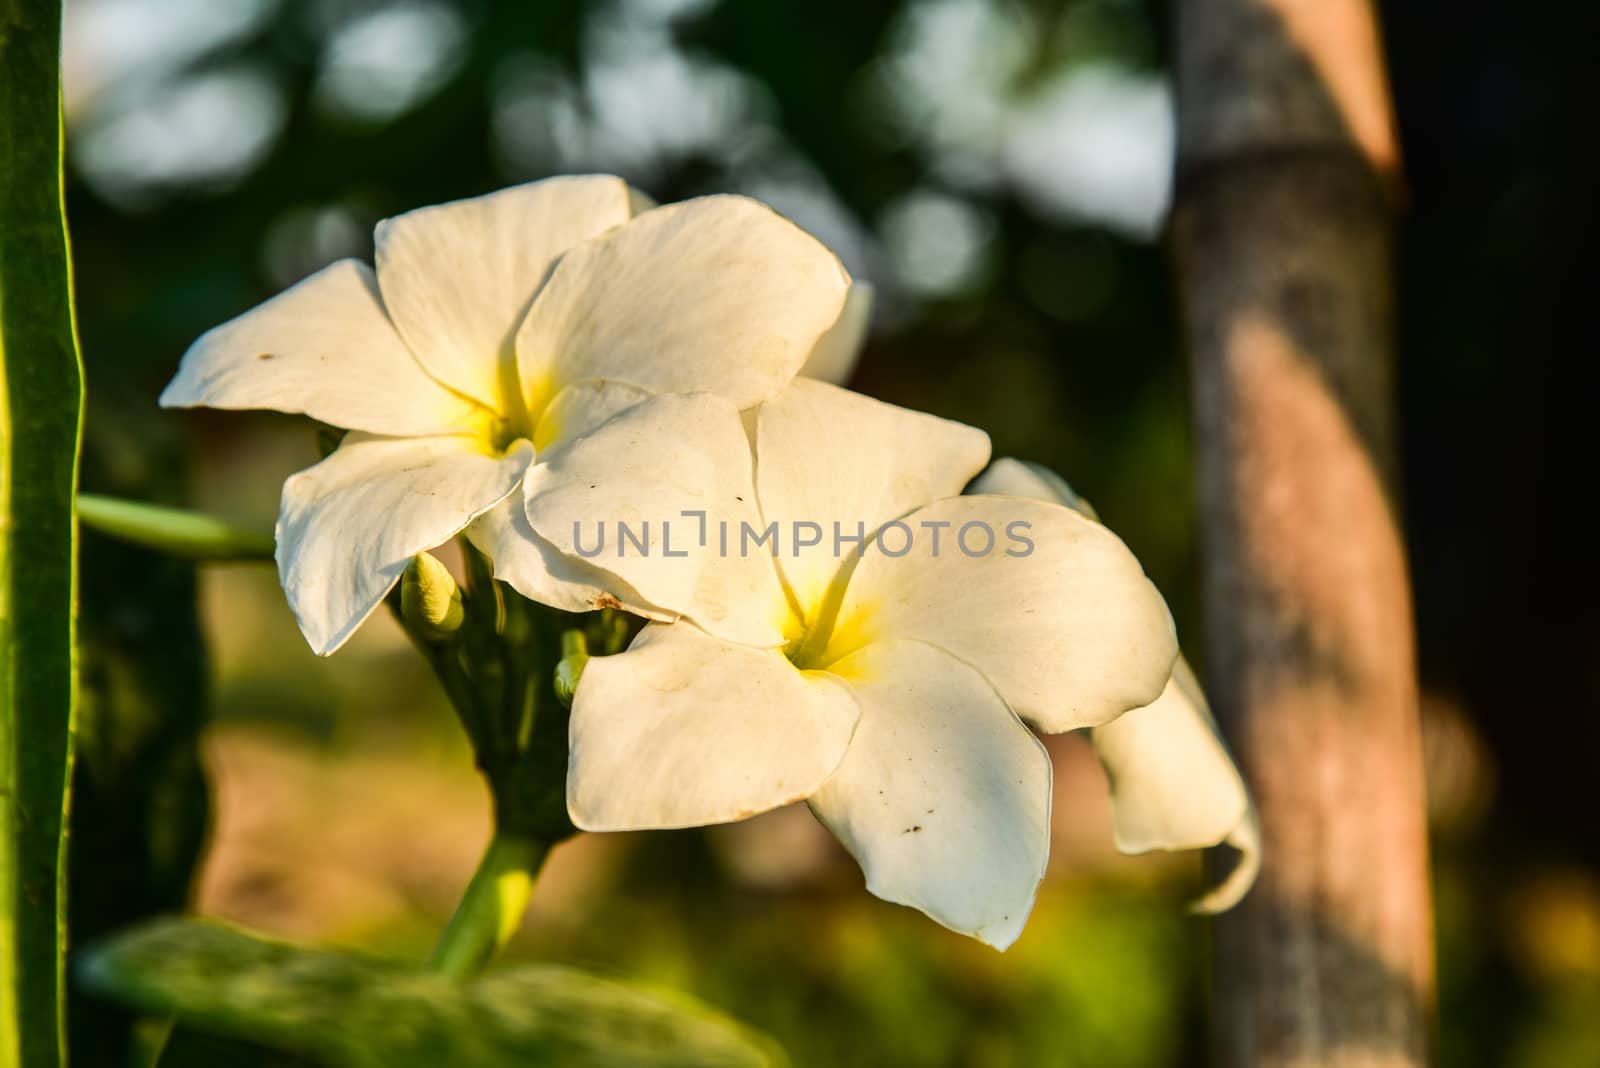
xmin=3 ymin=4 xmax=85 ymax=1063
xmin=427 ymin=831 xmax=547 ymax=979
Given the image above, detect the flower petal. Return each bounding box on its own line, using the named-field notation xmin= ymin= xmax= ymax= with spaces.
xmin=799 ymin=282 xmax=874 ymax=385
xmin=465 ymin=495 xmax=672 ymax=620
xmin=809 ymin=640 xmax=1051 ymax=950
xmin=533 ymin=378 xmax=654 ymax=452
xmin=1201 ymin=809 xmax=1263 ymax=916
xmin=517 ymin=195 xmax=850 ymax=412
xmin=971 ymin=458 xmax=1256 ymax=909
xmin=524 ymin=392 xmax=792 ymax=647
xmin=568 ymin=623 xmax=860 ymax=830
xmin=277 ymin=434 xmax=532 ymax=655
xmin=160 ymin=260 xmax=481 ymax=436
xmin=825 ymin=496 xmax=1177 ymax=733
xmin=375 ymin=175 xmax=641 ymax=407
xmin=755 ymin=380 xmax=990 ymax=615
xmin=969 ymin=456 xmax=1097 ymax=519
xmin=1090 ymin=656 xmax=1259 ymax=912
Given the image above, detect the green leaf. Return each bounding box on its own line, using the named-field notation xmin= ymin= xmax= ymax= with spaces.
xmin=81 ymin=919 xmax=787 ymax=1068
xmin=1 ymin=2 xmax=86 ymax=1066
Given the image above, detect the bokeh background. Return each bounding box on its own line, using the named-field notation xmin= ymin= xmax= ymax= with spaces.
xmin=61 ymin=1 xmax=1598 ymax=1065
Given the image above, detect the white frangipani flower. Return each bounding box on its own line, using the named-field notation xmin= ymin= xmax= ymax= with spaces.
xmin=161 ymin=175 xmax=853 ymax=653
xmin=969 ymin=457 xmax=1261 ymax=913
xmin=796 ymin=282 xmax=873 ymax=385
xmin=562 ymin=380 xmax=1179 ymax=948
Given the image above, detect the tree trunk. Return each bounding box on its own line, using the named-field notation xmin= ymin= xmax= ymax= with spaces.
xmin=1170 ymin=2 xmax=1434 ymax=1066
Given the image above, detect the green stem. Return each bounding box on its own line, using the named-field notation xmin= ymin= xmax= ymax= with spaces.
xmin=76 ymin=494 xmax=274 ymax=561
xmin=427 ymin=831 xmax=548 ymax=979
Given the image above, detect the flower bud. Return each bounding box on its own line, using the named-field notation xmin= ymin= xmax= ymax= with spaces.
xmin=554 ymin=630 xmax=590 ymax=708
xmin=401 ymin=552 xmax=463 ymax=638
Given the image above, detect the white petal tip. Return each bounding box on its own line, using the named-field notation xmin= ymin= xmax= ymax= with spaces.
xmin=565 ymin=798 xmax=605 ymax=834
xmin=157 ymin=377 xmax=197 ymax=409
xmin=861 ymin=876 xmax=1034 ymax=952
xmin=303 ymin=626 xmax=351 ymax=659
xmin=976 ymin=924 xmax=1025 ymax=952
xmin=286 ymin=581 xmax=390 ymax=659
xmin=1187 ymin=819 xmax=1262 ymax=915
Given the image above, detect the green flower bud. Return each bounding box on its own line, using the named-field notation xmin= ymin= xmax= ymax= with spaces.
xmin=401 ymin=552 xmax=463 ymax=638
xmin=554 ymin=629 xmax=590 ymax=708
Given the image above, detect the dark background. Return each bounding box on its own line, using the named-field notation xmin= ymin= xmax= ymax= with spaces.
xmin=62 ymin=1 xmax=1599 ymax=1065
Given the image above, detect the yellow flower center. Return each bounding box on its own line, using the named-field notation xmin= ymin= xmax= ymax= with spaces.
xmin=465 ymin=359 xmax=555 ymax=456
xmin=781 ymin=555 xmax=871 ymax=671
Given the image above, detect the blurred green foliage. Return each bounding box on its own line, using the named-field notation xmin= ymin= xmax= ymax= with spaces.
xmin=58 ymin=0 xmax=1600 ymax=1066
xmin=554 ymin=838 xmax=1202 ymax=1068
xmin=72 ymin=455 xmax=210 ymax=1064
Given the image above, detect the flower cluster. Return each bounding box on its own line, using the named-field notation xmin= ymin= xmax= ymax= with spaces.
xmin=163 ymin=176 xmax=1255 ymax=949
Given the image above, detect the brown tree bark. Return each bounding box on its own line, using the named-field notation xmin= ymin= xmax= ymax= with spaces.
xmin=1170 ymin=2 xmax=1434 ymax=1066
